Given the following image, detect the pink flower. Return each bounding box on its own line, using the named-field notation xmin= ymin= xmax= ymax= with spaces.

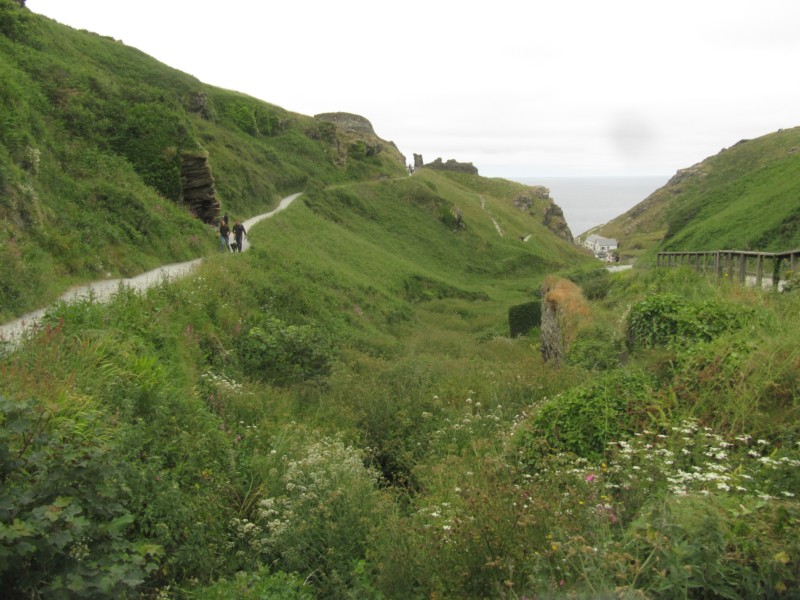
xmin=585 ymin=474 xmax=595 ymax=483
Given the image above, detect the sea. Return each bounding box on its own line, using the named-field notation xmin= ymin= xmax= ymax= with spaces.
xmin=510 ymin=176 xmax=668 ymax=237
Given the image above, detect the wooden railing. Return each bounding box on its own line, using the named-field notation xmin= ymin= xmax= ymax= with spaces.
xmin=656 ymin=249 xmax=800 ymax=289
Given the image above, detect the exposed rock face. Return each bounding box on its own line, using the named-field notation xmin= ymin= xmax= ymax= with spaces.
xmin=513 ymin=196 xmax=533 ymax=211
xmin=424 ymin=157 xmax=478 ymax=175
xmin=180 ymin=152 xmax=220 ymax=223
xmin=187 ymin=91 xmax=208 ymax=116
xmin=543 ymin=203 xmax=574 ymax=244
xmin=413 ymin=153 xmax=424 ymax=169
xmin=451 ymin=206 xmax=465 ymax=230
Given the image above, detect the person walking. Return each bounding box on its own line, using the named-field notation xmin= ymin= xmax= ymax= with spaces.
xmin=219 ymin=219 xmax=231 ymax=252
xmin=232 ymin=220 xmax=247 ymax=253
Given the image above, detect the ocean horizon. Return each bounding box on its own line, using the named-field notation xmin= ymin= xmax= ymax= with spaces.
xmin=510 ymin=176 xmax=668 ymax=237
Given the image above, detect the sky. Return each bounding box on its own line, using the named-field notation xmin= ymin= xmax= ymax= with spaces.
xmin=24 ymin=0 xmax=800 ymax=179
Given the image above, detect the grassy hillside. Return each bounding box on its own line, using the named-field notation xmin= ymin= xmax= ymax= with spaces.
xmin=0 ymin=0 xmax=406 ymax=320
xmin=2 ymin=3 xmax=800 ymax=599
xmin=3 ymin=166 xmax=799 ymax=598
xmin=0 ymin=161 xmax=601 ymax=597
xmin=598 ymin=126 xmax=800 ymax=261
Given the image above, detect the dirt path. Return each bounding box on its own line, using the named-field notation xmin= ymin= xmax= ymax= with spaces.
xmin=0 ymin=192 xmax=302 ymax=347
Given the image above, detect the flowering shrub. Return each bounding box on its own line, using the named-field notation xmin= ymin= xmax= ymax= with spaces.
xmin=527 ymin=420 xmax=800 ymax=597
xmin=229 ymin=432 xmax=383 ymax=597
xmin=384 ymin=412 xmax=800 ymax=598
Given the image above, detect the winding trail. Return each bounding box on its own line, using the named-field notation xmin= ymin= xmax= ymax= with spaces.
xmin=0 ymin=192 xmax=302 ymax=346
xmin=479 ymin=194 xmax=504 ymax=237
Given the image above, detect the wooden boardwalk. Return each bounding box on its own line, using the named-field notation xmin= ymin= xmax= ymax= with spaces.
xmin=656 ymin=249 xmax=800 ymax=289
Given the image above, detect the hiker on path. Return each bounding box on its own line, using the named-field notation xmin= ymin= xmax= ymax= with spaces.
xmin=219 ymin=219 xmax=231 ymax=252
xmin=232 ymin=220 xmax=247 ymax=253
xmin=223 ymin=212 xmax=229 ymax=225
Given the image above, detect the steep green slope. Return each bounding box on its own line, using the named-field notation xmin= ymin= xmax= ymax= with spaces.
xmin=0 ymin=149 xmax=599 ymax=596
xmin=291 ymin=169 xmax=587 ymax=304
xmin=0 ymin=0 xmax=406 ymax=320
xmin=598 ymin=126 xmax=800 ymax=261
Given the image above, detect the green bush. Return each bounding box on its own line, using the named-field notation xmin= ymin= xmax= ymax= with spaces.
xmin=566 ymin=323 xmax=622 ymax=371
xmin=0 ymin=396 xmax=162 ymax=598
xmin=215 ymin=96 xmax=281 ymax=137
xmin=626 ymin=293 xmax=752 ymax=349
xmin=348 ymin=141 xmax=367 ymax=160
xmin=626 ymin=292 xmax=686 ymax=348
xmin=515 ymin=369 xmax=658 ymax=462
xmin=0 ymin=0 xmax=32 ymax=41
xmin=563 ymin=264 xmax=608 ymax=285
xmin=580 ymin=272 xmax=613 ymax=300
xmin=508 ymin=300 xmax=541 ymax=337
xmin=236 ymin=315 xmax=336 ymax=385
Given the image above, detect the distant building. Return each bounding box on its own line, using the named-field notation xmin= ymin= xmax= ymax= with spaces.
xmin=584 ymin=234 xmax=618 ymax=257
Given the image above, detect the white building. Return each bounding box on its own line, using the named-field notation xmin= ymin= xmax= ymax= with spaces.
xmin=584 ymin=234 xmax=618 ymax=257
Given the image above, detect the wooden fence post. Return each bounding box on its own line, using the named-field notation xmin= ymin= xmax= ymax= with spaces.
xmin=738 ymin=254 xmax=747 ymax=283
xmin=756 ymin=254 xmax=764 ymax=288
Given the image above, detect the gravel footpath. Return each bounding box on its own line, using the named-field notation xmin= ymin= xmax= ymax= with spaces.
xmin=0 ymin=192 xmax=301 ymax=348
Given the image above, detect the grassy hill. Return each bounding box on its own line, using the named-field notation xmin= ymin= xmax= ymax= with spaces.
xmin=597 ymin=126 xmax=800 ymax=261
xmin=0 ymin=0 xmax=409 ymax=320
xmin=2 ymin=3 xmax=800 ymax=599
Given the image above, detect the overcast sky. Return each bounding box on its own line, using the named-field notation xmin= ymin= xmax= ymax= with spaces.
xmin=25 ymin=0 xmax=800 ymax=178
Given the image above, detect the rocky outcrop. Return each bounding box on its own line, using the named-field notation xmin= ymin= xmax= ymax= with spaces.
xmin=514 ymin=186 xmax=574 ymax=243
xmin=543 ymin=203 xmax=574 ymax=244
xmin=314 ymin=112 xmax=376 ymax=136
xmin=413 ymin=153 xmax=424 ymax=169
xmin=313 ymin=112 xmax=408 ymax=168
xmin=423 ymin=157 xmax=479 ymax=175
xmin=187 ymin=91 xmax=209 ymax=117
xmin=180 ymin=151 xmax=220 ymax=223
xmin=666 ymin=163 xmax=706 ymax=191
xmin=539 ymin=277 xmax=590 ymax=363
